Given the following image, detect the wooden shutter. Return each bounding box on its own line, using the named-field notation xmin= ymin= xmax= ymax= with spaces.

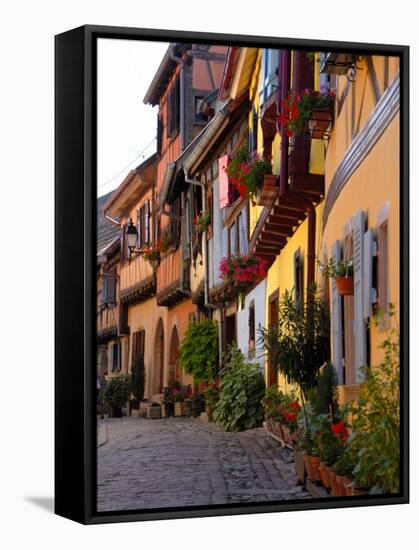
xmin=120 ymin=225 xmax=125 ymax=264
xmin=363 ymin=229 xmax=377 ymax=320
xmin=174 ymin=77 xmax=180 ymax=133
xmin=352 ymin=210 xmax=367 ymax=383
xmin=105 ymin=271 xmax=116 ymax=304
xmin=157 ymin=114 xmax=162 ymax=155
xmin=144 ymin=200 xmax=150 ymax=244
xmin=137 ymin=208 xmax=144 ymax=248
xmin=331 ymin=241 xmax=344 ymax=385
xmin=101 ymin=274 xmax=106 ymax=304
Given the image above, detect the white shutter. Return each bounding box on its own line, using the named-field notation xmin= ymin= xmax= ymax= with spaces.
xmin=352 ymin=210 xmax=367 ymax=383
xmin=331 ymin=240 xmax=344 ymax=384
xmin=363 ymin=229 xmax=377 ymax=319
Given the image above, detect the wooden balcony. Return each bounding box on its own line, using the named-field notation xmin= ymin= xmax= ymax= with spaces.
xmin=250 ymin=137 xmax=324 ymax=267
xmin=156 ymin=248 xmax=189 ymax=307
xmin=120 ymin=254 xmax=156 ymax=306
xmin=97 ymin=306 xmax=118 ymax=343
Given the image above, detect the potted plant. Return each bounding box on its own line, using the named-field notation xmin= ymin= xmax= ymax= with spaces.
xmin=278 ymin=89 xmax=335 ymax=139
xmin=143 ymin=247 xmax=160 ymax=266
xmin=225 ymin=140 xmax=272 ymax=205
xmin=102 ymin=375 xmax=130 ymax=418
xmin=130 ymin=354 xmax=145 ymax=413
xmin=213 ymin=346 xmax=265 ymax=432
xmin=173 ymin=390 xmax=186 ymax=416
xmin=203 ymin=380 xmax=220 ymax=421
xmin=194 ymin=210 xmax=211 ymax=234
xmin=318 ymin=257 xmax=354 ymax=296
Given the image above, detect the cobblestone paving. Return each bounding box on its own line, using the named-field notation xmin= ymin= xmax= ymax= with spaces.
xmin=97 ymin=417 xmax=310 ymax=512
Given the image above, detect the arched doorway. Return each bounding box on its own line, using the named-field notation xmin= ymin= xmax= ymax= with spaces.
xmin=153 ymin=318 xmax=164 ymax=394
xmin=168 ymin=326 xmax=180 ymax=383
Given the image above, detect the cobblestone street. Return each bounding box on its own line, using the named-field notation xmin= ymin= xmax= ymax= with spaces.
xmin=97 ymin=417 xmax=310 ymax=512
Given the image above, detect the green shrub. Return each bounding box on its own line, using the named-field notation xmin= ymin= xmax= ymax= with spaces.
xmin=102 ymin=375 xmax=131 ymax=412
xmin=213 ymin=347 xmax=265 ymax=431
xmin=349 ymin=323 xmax=400 ymax=494
xmin=178 ymin=320 xmax=219 ymax=383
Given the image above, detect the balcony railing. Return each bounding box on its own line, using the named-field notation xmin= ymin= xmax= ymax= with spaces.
xmin=119 ymin=254 xmax=156 ymax=305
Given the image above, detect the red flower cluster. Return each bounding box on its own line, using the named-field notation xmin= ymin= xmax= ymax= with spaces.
xmin=220 ymin=254 xmax=267 ymax=285
xmin=331 ymin=421 xmax=348 ymax=442
xmin=282 ymin=401 xmax=301 ymax=424
xmin=277 ymin=95 xmax=300 ymax=137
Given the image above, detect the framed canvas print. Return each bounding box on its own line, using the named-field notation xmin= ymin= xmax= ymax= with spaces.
xmin=55 ymin=25 xmax=409 ymax=525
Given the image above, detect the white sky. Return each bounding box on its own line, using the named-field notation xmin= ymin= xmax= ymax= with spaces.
xmin=97 ymin=38 xmax=169 ymax=198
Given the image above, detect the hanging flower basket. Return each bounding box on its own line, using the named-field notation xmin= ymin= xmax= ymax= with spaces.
xmin=336 ymin=276 xmax=354 ymax=296
xmin=257 ymin=173 xmax=278 ymax=206
xmin=308 ymin=107 xmax=333 ymax=139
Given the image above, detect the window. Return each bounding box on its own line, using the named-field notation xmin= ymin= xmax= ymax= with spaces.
xmin=112 ymin=342 xmax=121 ymax=372
xmin=136 ymin=207 xmax=143 ymax=249
xmin=144 ymin=200 xmax=150 ymax=245
xmin=260 ymin=49 xmax=279 ymax=104
xmin=132 ymin=330 xmax=145 ymax=363
xmin=102 ymin=269 xmax=116 ymax=305
xmin=167 ymin=76 xmax=180 ymax=137
xmin=249 ymin=106 xmax=258 ymax=153
xmin=342 ymin=234 xmax=355 ymax=385
xmin=248 ymin=301 xmax=255 ymax=357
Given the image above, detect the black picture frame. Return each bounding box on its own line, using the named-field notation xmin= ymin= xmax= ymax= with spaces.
xmin=55 ymin=24 xmax=409 ymax=525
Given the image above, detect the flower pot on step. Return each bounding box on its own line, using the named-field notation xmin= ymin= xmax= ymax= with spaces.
xmin=335 ymin=474 xmax=347 ymax=496
xmin=343 ymin=475 xmax=354 ymax=496
xmin=174 ymin=402 xmax=186 ymax=417
xmin=303 ymin=454 xmax=314 ymax=479
xmin=319 ymin=462 xmax=330 ymax=488
xmin=329 ymin=469 xmax=339 ymax=496
xmin=294 ymin=449 xmax=307 ymax=484
xmin=309 ymin=455 xmax=321 ymax=482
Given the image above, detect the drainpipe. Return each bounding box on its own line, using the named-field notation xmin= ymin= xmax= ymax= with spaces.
xmin=278 ymin=49 xmax=291 ymax=196
xmin=185 ymin=172 xmax=224 ymax=369
xmin=185 ymin=174 xmax=209 ymax=307
xmin=170 ymin=45 xmax=185 ymax=151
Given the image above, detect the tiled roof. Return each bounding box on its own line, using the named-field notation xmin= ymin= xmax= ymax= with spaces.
xmin=97 ymin=191 xmax=120 ymax=254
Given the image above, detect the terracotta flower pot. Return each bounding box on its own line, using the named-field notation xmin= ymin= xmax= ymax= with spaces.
xmin=335 ymin=475 xmax=347 ymax=496
xmin=329 ymin=469 xmax=339 ymax=496
xmin=309 ymin=455 xmax=321 ymax=481
xmin=343 ymin=476 xmax=354 ymax=496
xmin=319 ymin=462 xmax=330 ymax=488
xmin=323 ymin=464 xmax=333 ymax=489
xmin=294 ymin=449 xmax=307 ymax=484
xmin=336 ymin=276 xmax=354 ymax=296
xmin=303 ymin=454 xmax=314 ymax=479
